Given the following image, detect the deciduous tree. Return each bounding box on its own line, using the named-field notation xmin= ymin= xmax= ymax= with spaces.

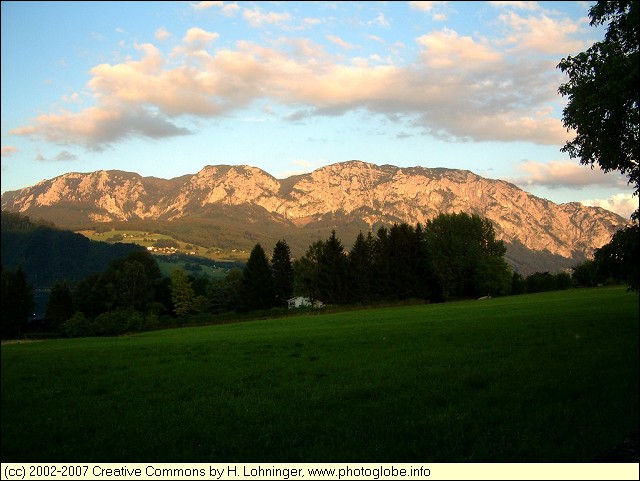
xmin=170 ymin=269 xmax=195 ymax=317
xmin=558 ymin=0 xmax=639 ymax=218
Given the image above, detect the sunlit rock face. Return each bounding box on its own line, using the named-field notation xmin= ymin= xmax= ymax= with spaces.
xmin=1 ymin=160 xmax=625 ymax=259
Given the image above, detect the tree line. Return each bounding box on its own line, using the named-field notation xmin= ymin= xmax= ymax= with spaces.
xmin=2 ymin=211 xmax=634 ymax=339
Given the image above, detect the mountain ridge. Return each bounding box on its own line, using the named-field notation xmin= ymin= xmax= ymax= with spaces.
xmin=1 ymin=160 xmax=626 ymax=272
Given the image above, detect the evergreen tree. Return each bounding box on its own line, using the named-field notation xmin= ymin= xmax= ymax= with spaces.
xmin=414 ymin=223 xmax=442 ymax=302
xmin=318 ymin=231 xmax=349 ymax=304
xmin=348 ymin=231 xmax=374 ymax=303
xmin=387 ymin=223 xmax=419 ymax=299
xmin=241 ymin=243 xmax=275 ymax=311
xmin=271 ymin=240 xmax=294 ymax=307
xmin=372 ymin=226 xmax=391 ymax=299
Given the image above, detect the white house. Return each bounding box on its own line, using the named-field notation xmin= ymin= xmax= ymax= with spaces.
xmin=287 ymin=297 xmax=324 ymax=309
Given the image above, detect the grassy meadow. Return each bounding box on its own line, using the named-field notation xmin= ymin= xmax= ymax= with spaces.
xmin=1 ymin=287 xmax=638 ymax=462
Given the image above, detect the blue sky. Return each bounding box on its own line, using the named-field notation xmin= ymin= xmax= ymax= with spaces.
xmin=1 ymin=1 xmax=636 ymax=218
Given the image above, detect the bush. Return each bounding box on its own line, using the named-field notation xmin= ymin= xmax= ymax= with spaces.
xmin=92 ymin=308 xmax=143 ymax=336
xmin=61 ymin=312 xmax=93 ymax=338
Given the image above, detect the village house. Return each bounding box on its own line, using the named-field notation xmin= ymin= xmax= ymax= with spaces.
xmin=287 ymin=297 xmax=324 ymax=309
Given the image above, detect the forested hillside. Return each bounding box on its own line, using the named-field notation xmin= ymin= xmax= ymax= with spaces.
xmin=1 ymin=211 xmax=144 ymax=288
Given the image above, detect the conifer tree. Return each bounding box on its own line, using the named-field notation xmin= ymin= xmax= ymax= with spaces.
xmin=318 ymin=230 xmax=349 ymax=304
xmin=271 ymin=240 xmax=294 ymax=307
xmin=241 ymin=243 xmax=275 ymax=311
xmin=348 ymin=231 xmax=374 ymax=303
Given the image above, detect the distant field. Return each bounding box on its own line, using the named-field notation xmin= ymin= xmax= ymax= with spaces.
xmin=154 ymin=257 xmax=232 ymax=279
xmin=80 ymin=228 xmax=250 ymax=261
xmin=79 ymin=228 xmax=246 ymax=277
xmin=2 ymin=287 xmax=638 ymax=462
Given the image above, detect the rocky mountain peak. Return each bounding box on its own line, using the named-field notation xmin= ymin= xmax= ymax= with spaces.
xmin=1 ymin=161 xmax=627 ymax=265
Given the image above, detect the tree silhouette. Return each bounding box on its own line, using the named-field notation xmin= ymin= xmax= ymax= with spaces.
xmin=271 ymin=240 xmax=294 ymax=307
xmin=558 ymin=0 xmax=639 ymax=291
xmin=45 ymin=281 xmax=74 ymax=332
xmin=1 ymin=266 xmax=34 ymax=338
xmin=318 ymin=231 xmax=349 ymax=304
xmin=558 ymin=0 xmax=639 ymax=219
xmin=241 ymin=244 xmax=275 ymax=311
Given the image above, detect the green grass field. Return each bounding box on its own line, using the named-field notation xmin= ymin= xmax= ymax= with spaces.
xmin=2 ymin=287 xmax=638 ymax=462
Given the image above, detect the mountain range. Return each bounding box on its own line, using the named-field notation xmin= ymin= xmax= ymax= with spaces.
xmin=1 ymin=160 xmax=626 ymax=275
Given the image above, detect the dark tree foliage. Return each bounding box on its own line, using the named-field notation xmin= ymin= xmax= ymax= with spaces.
xmin=348 ymin=231 xmax=375 ymax=303
xmin=511 ymin=272 xmax=526 ymax=295
xmin=271 ymin=240 xmax=294 ymax=307
xmin=558 ymin=1 xmax=639 ymax=292
xmin=423 ymin=213 xmax=510 ymax=299
xmin=208 ymin=269 xmax=242 ymax=314
xmin=45 ymin=281 xmax=74 ymax=331
xmin=240 ymin=243 xmax=276 ymax=311
xmin=387 ymin=223 xmax=424 ymax=299
xmin=317 ymin=230 xmax=349 ymax=305
xmin=571 ymin=260 xmax=602 ymax=287
xmin=72 ymin=250 xmax=163 ymax=318
xmin=594 ymin=223 xmax=639 ymax=291
xmin=525 ymin=272 xmax=557 ymax=294
xmin=295 ymin=223 xmax=449 ymax=306
xmin=293 ymin=240 xmax=324 ymax=304
xmin=1 ymin=266 xmax=35 ymax=338
xmin=558 ymin=0 xmax=639 ymax=217
xmin=371 ymin=226 xmax=392 ymax=299
xmin=1 ymin=211 xmax=144 ymax=287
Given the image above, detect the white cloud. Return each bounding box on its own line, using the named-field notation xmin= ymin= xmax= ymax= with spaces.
xmin=243 ymin=7 xmax=292 ymax=28
xmin=155 ymin=27 xmax=172 ymax=41
xmin=10 ymin=10 xmax=586 ymax=150
xmin=183 ymin=27 xmax=219 ymax=47
xmin=369 ymin=12 xmax=390 ymax=27
xmin=302 ymin=17 xmax=322 ymax=28
xmin=497 ymin=11 xmax=585 ymax=55
xmin=191 ymin=1 xmax=238 ymax=16
xmin=581 ymin=193 xmax=638 ymax=219
xmin=221 ymin=3 xmax=240 ymax=16
xmin=416 ymin=28 xmax=502 ymax=69
xmin=409 ymin=1 xmax=450 ymax=21
xmin=11 ymin=106 xmax=191 ymax=151
xmin=365 ymin=34 xmax=385 ymax=43
xmin=1 ymin=146 xmax=18 ymax=157
xmin=276 ymin=158 xmax=323 ymax=178
xmin=489 ymin=1 xmax=540 ymax=11
xmin=190 ymin=1 xmax=223 ymax=11
xmin=326 ymin=35 xmax=358 ymax=51
xmin=510 ymin=160 xmax=628 ymax=189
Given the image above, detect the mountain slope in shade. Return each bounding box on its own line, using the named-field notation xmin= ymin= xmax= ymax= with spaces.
xmin=1 ymin=160 xmax=626 ymax=265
